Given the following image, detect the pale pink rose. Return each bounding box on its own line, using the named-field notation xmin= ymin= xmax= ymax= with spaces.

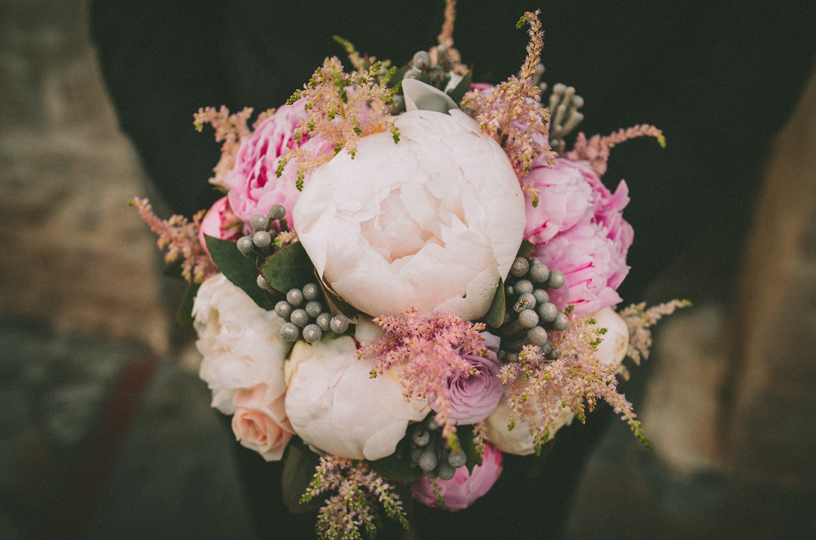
xmin=522 ymin=158 xmax=633 ymax=317
xmin=411 ymin=443 xmax=503 ymax=511
xmin=198 ymin=196 xmax=243 ymax=257
xmin=439 ymin=332 xmax=504 ymax=425
xmin=231 ymin=384 xmax=293 ymax=461
xmin=224 ymin=101 xmax=333 ymax=231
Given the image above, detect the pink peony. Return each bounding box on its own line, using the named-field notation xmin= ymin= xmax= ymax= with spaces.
xmin=523 ymin=158 xmax=633 ymax=317
xmin=438 ymin=332 xmax=505 ymax=425
xmin=198 ymin=196 xmax=242 ymax=256
xmin=231 ymin=384 xmax=293 ymax=462
xmin=224 ymin=101 xmax=332 ymax=231
xmin=411 ymin=442 xmax=503 ymax=511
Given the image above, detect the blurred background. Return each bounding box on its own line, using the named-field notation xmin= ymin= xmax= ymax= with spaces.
xmin=1 ymin=0 xmax=815 ymax=539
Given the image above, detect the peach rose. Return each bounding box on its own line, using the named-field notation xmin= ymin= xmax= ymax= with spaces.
xmin=230 ymin=384 xmax=293 ymax=462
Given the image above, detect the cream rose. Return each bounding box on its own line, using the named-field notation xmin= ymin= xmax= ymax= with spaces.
xmin=485 ymin=307 xmax=630 ymax=455
xmin=292 ymin=108 xmax=526 ymax=320
xmin=193 ymin=273 xmax=291 ymax=421
xmin=284 ymin=334 xmax=429 ymax=461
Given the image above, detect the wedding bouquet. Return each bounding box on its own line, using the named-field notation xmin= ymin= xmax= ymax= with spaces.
xmin=131 ymin=3 xmax=687 ymax=538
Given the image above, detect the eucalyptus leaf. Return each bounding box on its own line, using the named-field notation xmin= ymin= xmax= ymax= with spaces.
xmin=281 ymin=439 xmax=323 ymax=514
xmin=260 ymin=241 xmax=316 ymax=294
xmin=482 ymin=278 xmax=505 ymax=329
xmin=517 ymin=239 xmax=536 ymax=258
xmin=176 ymin=282 xmax=200 ymax=325
xmin=457 ymin=424 xmax=482 ymax=474
xmin=446 ymin=70 xmax=473 ymax=104
xmin=204 ymin=235 xmax=274 ymax=310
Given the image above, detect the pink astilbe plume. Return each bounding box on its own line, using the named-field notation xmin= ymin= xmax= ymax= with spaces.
xmin=619 ymin=300 xmax=692 ymax=364
xmin=278 ymin=57 xmax=399 ymax=189
xmin=461 ymin=10 xmax=556 ymax=203
xmin=193 ymin=106 xmax=271 ymax=186
xmin=429 ymin=0 xmax=468 ymax=76
xmin=500 ymin=316 xmax=649 ymax=454
xmin=300 ymin=456 xmax=408 ymax=540
xmin=566 ymin=125 xmax=666 ymax=176
xmin=359 ymin=309 xmax=487 ymax=450
xmin=128 ymin=198 xmax=217 ymax=283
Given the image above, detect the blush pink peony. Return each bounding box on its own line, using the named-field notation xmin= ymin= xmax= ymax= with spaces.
xmin=523 ymin=158 xmax=633 ymax=317
xmin=411 ymin=442 xmax=503 ymax=511
xmin=223 ymin=101 xmax=332 ymax=231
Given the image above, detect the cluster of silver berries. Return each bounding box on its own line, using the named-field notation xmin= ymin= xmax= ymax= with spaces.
xmin=237 ymin=204 xmax=288 ymax=264
xmin=407 ymin=416 xmax=467 ymax=481
xmin=275 ymin=283 xmax=350 ymax=343
xmin=497 ymin=256 xmax=569 ymax=362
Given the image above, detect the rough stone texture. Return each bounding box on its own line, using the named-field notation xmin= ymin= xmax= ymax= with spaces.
xmin=0 ymin=0 xmax=171 ymax=353
xmin=643 ymin=305 xmax=728 ymax=475
xmin=725 ymin=58 xmax=816 ymax=491
xmin=0 ymin=323 xmax=255 ymax=540
xmin=564 ymin=64 xmax=816 ymax=539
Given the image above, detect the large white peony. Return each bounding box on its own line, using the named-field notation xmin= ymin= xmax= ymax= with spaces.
xmin=284 ymin=334 xmax=429 ymax=461
xmin=293 ymin=108 xmax=526 ymax=320
xmin=485 ymin=307 xmax=630 ymax=455
xmin=193 ymin=273 xmax=292 ymax=428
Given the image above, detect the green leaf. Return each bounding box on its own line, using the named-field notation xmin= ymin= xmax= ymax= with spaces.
xmin=517 ymin=239 xmax=536 ymax=258
xmin=281 ymin=439 xmax=323 ymax=514
xmin=176 ymin=282 xmax=200 ymax=325
xmin=446 ymin=70 xmax=473 ymax=104
xmin=457 ymin=425 xmax=482 ymax=474
xmin=369 ymin=441 xmax=423 ymax=484
xmin=526 ymin=439 xmax=556 ymax=481
xmin=390 ymin=65 xmax=411 ymax=92
xmin=205 ymin=235 xmax=274 ymax=310
xmin=163 ymin=259 xmax=184 ymax=280
xmin=483 ymin=278 xmax=506 ymax=329
xmin=260 ymin=241 xmax=316 ymax=294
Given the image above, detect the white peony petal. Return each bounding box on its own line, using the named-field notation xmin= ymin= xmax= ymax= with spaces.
xmin=294 ymin=109 xmax=525 ymax=320
xmin=285 ymin=336 xmax=428 ymax=461
xmin=193 ymin=274 xmax=291 ymax=415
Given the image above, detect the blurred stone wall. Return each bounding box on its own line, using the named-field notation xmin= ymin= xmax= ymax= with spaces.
xmin=0 ymin=0 xmax=171 ymax=353
xmin=566 ymin=63 xmax=816 ymax=540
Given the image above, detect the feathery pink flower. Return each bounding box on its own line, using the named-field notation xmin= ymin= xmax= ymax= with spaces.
xmin=359 ymin=309 xmax=487 ymax=449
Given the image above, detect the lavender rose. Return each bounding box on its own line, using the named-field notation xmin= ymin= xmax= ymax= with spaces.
xmin=411 ymin=442 xmax=503 ymax=511
xmin=224 ymin=101 xmax=332 ymax=231
xmin=437 ymin=332 xmax=504 ymax=425
xmin=522 ymin=158 xmax=633 ymax=317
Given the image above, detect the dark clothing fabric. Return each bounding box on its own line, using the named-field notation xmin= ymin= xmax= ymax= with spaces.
xmin=90 ymin=2 xmax=816 ymax=539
